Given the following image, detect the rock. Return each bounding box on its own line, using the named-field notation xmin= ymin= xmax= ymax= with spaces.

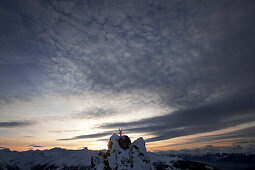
xmin=118 ymin=135 xmax=131 ymax=150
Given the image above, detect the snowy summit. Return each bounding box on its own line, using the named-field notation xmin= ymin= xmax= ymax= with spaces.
xmin=91 ymin=134 xmax=151 ymax=170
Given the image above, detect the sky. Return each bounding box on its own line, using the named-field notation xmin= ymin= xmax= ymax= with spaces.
xmin=0 ymin=0 xmax=255 ymax=152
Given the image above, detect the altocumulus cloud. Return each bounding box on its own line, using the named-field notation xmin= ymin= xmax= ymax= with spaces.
xmin=0 ymin=0 xmax=255 ymax=145
xmin=0 ymin=0 xmax=254 ymax=106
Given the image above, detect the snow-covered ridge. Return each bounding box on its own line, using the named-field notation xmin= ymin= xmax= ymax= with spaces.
xmin=0 ymin=147 xmax=96 ymax=169
xmin=0 ymin=134 xmax=219 ymax=170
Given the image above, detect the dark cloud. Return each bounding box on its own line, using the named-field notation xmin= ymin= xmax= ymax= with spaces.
xmin=59 ymin=92 xmax=255 ymax=142
xmin=29 ymin=144 xmax=43 ymax=148
xmin=98 ymin=93 xmax=255 ymax=142
xmin=0 ymin=121 xmax=35 ymax=128
xmin=96 ymin=138 xmax=110 ymax=142
xmin=199 ymin=126 xmax=255 ymax=143
xmin=58 ymin=131 xmax=116 ymax=141
xmin=233 ymin=139 xmax=255 ymax=146
xmin=161 ymin=126 xmax=255 ymax=148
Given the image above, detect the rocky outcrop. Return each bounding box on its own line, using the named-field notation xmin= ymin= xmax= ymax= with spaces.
xmin=117 ymin=135 xmax=131 ymax=150
xmin=91 ymin=134 xmax=151 ymax=170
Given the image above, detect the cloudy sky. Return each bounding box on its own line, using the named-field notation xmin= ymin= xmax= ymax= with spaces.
xmin=0 ymin=0 xmax=255 ymax=151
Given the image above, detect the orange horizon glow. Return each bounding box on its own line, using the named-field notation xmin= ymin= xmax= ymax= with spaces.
xmin=2 ymin=121 xmax=255 ymax=152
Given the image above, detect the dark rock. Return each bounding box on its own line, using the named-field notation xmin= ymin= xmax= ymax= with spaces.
xmin=133 ymin=145 xmax=139 ymax=150
xmin=118 ymin=135 xmax=131 ymax=150
xmin=91 ymin=156 xmax=95 ymax=169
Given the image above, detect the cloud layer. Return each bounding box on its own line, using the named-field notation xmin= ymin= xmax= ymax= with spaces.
xmin=61 ymin=93 xmax=255 ymax=142
xmin=0 ymin=121 xmax=34 ymax=128
xmin=0 ymin=0 xmax=255 ymax=149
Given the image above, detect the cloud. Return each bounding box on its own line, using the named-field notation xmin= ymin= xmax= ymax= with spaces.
xmin=56 ymin=89 xmax=255 ymax=143
xmin=161 ymin=126 xmax=255 ymax=148
xmin=29 ymin=144 xmax=43 ymax=148
xmin=0 ymin=121 xmax=35 ymax=128
xmin=49 ymin=130 xmax=80 ymax=133
xmin=58 ymin=131 xmax=116 ymax=141
xmin=96 ymin=138 xmax=110 ymax=142
xmin=73 ymin=107 xmax=116 ymax=119
xmin=197 ymin=126 xmax=255 ymax=143
xmin=0 ymin=0 xmax=254 ymax=107
xmin=0 ymin=0 xmax=255 ymax=147
xmin=98 ymin=93 xmax=255 ymax=142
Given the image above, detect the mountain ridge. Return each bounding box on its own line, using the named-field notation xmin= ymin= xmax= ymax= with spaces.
xmin=0 ymin=134 xmax=219 ymax=170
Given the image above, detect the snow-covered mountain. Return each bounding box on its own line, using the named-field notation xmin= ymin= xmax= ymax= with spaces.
xmin=165 ymin=152 xmax=255 ymax=170
xmin=0 ymin=147 xmax=96 ymax=169
xmin=0 ymin=134 xmax=219 ymax=170
xmin=91 ymin=134 xmax=152 ymax=170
